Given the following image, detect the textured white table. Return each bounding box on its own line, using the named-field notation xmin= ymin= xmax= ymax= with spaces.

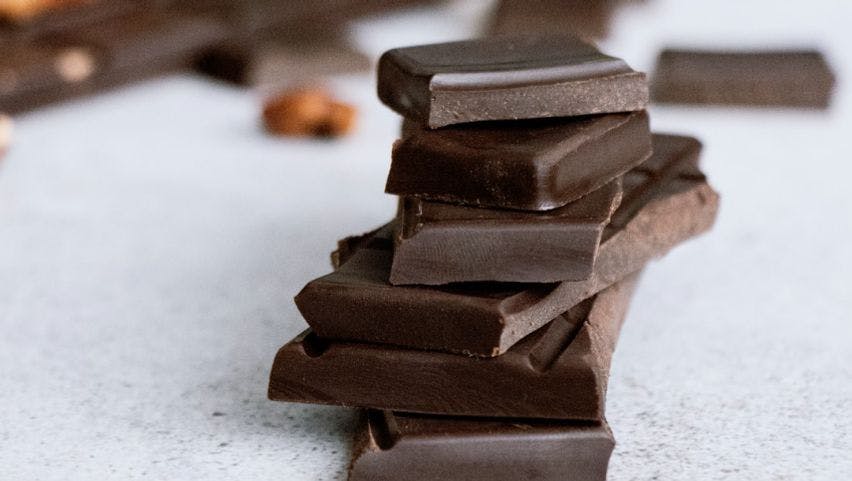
xmin=1 ymin=1 xmax=850 ymax=480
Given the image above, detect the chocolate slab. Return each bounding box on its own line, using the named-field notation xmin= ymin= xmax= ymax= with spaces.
xmin=377 ymin=35 xmax=649 ymax=128
xmin=488 ymin=0 xmax=615 ymax=40
xmin=651 ymin=49 xmax=836 ymax=108
xmin=0 ymin=1 xmax=436 ymax=112
xmin=196 ymin=35 xmax=370 ymax=87
xmin=271 ymin=273 xmax=639 ymax=419
xmin=349 ymin=410 xmax=614 ymax=481
xmin=297 ymin=134 xmax=719 ymax=356
xmin=387 ymin=111 xmax=651 ymax=210
xmin=389 ymin=178 xmax=623 ymax=285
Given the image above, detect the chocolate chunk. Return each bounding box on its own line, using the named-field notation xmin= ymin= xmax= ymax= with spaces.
xmin=488 ymin=0 xmax=615 ymax=40
xmin=270 ymin=274 xmax=640 ymax=419
xmin=651 ymin=49 xmax=836 ymax=108
xmin=296 ymin=134 xmax=719 ymax=356
xmin=389 ymin=178 xmax=623 ymax=285
xmin=387 ymin=111 xmax=651 ymax=210
xmin=349 ymin=410 xmax=614 ymax=481
xmin=377 ymin=35 xmax=648 ymax=128
xmin=196 ymin=36 xmax=370 ymax=87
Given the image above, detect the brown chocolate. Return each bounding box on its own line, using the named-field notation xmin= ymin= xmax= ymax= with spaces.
xmin=387 ymin=111 xmax=651 ymax=211
xmin=651 ymin=49 xmax=836 ymax=108
xmin=297 ymin=135 xmax=719 ymax=356
xmin=389 ymin=178 xmax=623 ymax=285
xmin=488 ymin=0 xmax=615 ymax=40
xmin=272 ymin=274 xmax=640 ymax=419
xmin=349 ymin=410 xmax=614 ymax=481
xmin=377 ymin=35 xmax=648 ymax=128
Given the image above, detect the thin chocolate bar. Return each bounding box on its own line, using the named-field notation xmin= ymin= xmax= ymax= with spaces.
xmin=349 ymin=410 xmax=614 ymax=481
xmin=196 ymin=36 xmax=370 ymax=87
xmin=488 ymin=0 xmax=615 ymax=40
xmin=651 ymin=49 xmax=836 ymax=108
xmin=389 ymin=178 xmax=623 ymax=285
xmin=387 ymin=111 xmax=651 ymax=210
xmin=298 ymin=134 xmax=718 ymax=357
xmin=270 ymin=273 xmax=640 ymax=419
xmin=377 ymin=35 xmax=648 ymax=128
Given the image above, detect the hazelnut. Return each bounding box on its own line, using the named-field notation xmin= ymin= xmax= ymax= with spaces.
xmin=262 ymin=87 xmax=356 ymax=138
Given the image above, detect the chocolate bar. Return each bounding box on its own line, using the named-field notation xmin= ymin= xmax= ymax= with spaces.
xmin=651 ymin=49 xmax=836 ymax=108
xmin=488 ymin=0 xmax=615 ymax=40
xmin=0 ymin=1 xmax=437 ymax=112
xmin=349 ymin=410 xmax=614 ymax=481
xmin=387 ymin=111 xmax=651 ymax=210
xmin=297 ymin=134 xmax=718 ymax=357
xmin=377 ymin=35 xmax=648 ymax=128
xmin=196 ymin=35 xmax=370 ymax=87
xmin=272 ymin=273 xmax=639 ymax=419
xmin=389 ymin=178 xmax=623 ymax=285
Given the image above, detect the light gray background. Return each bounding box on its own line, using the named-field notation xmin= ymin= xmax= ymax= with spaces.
xmin=1 ymin=1 xmax=850 ymax=479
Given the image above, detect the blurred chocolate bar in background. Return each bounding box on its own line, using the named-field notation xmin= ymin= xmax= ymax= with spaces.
xmin=0 ymin=0 xmax=440 ymax=112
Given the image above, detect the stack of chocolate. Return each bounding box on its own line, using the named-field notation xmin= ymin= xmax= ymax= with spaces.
xmin=268 ymin=35 xmax=720 ymax=481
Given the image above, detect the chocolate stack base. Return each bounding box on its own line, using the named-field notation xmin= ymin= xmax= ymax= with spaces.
xmin=349 ymin=411 xmax=615 ymax=481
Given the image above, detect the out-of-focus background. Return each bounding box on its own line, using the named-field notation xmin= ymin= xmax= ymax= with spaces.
xmin=1 ymin=0 xmax=850 ymax=480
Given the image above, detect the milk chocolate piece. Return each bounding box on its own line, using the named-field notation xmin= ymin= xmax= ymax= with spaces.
xmin=387 ymin=111 xmax=651 ymax=210
xmin=651 ymin=49 xmax=836 ymax=108
xmin=377 ymin=35 xmax=649 ymax=128
xmin=390 ymin=178 xmax=623 ymax=285
xmin=271 ymin=274 xmax=640 ymax=419
xmin=297 ymin=135 xmax=719 ymax=356
xmin=349 ymin=411 xmax=614 ymax=481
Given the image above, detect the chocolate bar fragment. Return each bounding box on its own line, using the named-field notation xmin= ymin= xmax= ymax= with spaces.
xmin=297 ymin=134 xmax=718 ymax=356
xmin=651 ymin=49 xmax=836 ymax=108
xmin=387 ymin=111 xmax=651 ymax=211
xmin=196 ymin=36 xmax=370 ymax=87
xmin=488 ymin=0 xmax=615 ymax=40
xmin=349 ymin=410 xmax=614 ymax=481
xmin=378 ymin=35 xmax=649 ymax=128
xmin=389 ymin=178 xmax=623 ymax=285
xmin=271 ymin=273 xmax=640 ymax=419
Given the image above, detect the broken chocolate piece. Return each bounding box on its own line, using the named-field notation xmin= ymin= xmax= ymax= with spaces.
xmin=387 ymin=111 xmax=651 ymax=210
xmin=389 ymin=178 xmax=623 ymax=285
xmin=297 ymin=135 xmax=719 ymax=356
xmin=651 ymin=49 xmax=836 ymax=108
xmin=271 ymin=274 xmax=640 ymax=419
xmin=349 ymin=410 xmax=614 ymax=481
xmin=378 ymin=35 xmax=648 ymax=128
xmin=488 ymin=0 xmax=615 ymax=40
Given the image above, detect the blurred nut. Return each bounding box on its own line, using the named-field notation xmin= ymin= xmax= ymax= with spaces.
xmin=262 ymin=87 xmax=357 ymax=138
xmin=0 ymin=114 xmax=13 ymax=154
xmin=55 ymin=47 xmax=96 ymax=83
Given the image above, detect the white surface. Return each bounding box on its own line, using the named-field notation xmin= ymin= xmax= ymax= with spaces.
xmin=1 ymin=1 xmax=851 ymax=480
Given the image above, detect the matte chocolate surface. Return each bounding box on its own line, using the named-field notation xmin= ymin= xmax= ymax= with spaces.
xmin=389 ymin=178 xmax=623 ymax=285
xmin=387 ymin=111 xmax=651 ymax=210
xmin=377 ymin=35 xmax=648 ymax=128
xmin=272 ymin=274 xmax=639 ymax=419
xmin=297 ymin=134 xmax=719 ymax=356
xmin=349 ymin=410 xmax=614 ymax=481
xmin=488 ymin=0 xmax=615 ymax=40
xmin=651 ymin=49 xmax=836 ymax=108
